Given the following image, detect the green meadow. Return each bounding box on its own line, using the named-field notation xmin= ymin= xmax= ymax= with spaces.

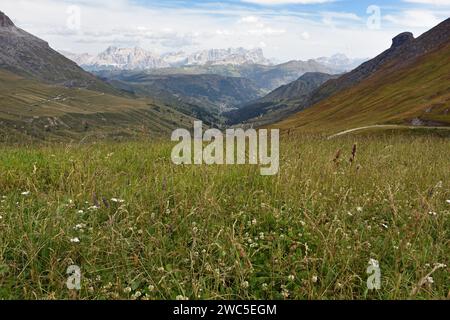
xmin=0 ymin=131 xmax=448 ymax=300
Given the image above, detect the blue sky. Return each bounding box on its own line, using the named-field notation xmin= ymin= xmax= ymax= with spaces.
xmin=2 ymin=0 xmax=449 ymax=61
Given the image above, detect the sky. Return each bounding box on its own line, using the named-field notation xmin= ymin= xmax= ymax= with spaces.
xmin=1 ymin=0 xmax=449 ymax=62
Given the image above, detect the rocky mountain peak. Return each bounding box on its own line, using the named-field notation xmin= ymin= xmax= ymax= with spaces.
xmin=0 ymin=11 xmax=15 ymax=28
xmin=391 ymin=32 xmax=414 ymax=48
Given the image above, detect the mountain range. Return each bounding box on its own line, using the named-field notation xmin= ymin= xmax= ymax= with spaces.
xmin=0 ymin=9 xmax=448 ymax=141
xmin=95 ymin=70 xmax=265 ymax=125
xmin=62 ymin=47 xmax=272 ymax=71
xmin=62 ymin=47 xmax=365 ymax=92
xmin=276 ymin=18 xmax=450 ymax=133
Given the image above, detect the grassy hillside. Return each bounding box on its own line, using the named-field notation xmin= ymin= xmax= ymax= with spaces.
xmin=0 ymin=132 xmax=448 ymax=299
xmin=0 ymin=70 xmax=195 ymax=142
xmin=276 ymin=43 xmax=450 ymax=134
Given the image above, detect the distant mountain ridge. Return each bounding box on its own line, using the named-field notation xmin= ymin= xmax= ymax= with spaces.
xmin=63 ymin=46 xmax=272 ymax=71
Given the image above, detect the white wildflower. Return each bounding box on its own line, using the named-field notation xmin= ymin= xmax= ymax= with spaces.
xmin=132 ymin=291 xmax=142 ymax=299
xmin=288 ymin=275 xmax=295 ymax=281
xmin=176 ymin=295 xmax=189 ymax=300
xmin=241 ymin=281 xmax=249 ymax=289
xmin=123 ymin=287 xmax=132 ymax=294
xmin=73 ymin=223 xmax=87 ymax=231
xmin=111 ymin=198 xmax=125 ymax=203
xmin=434 ymin=263 xmax=447 ymax=269
xmin=21 ymin=191 xmax=30 ymax=196
xmin=357 ymin=207 xmax=363 ymax=212
xmin=70 ymin=237 xmax=80 ymax=243
xmin=312 ymin=275 xmax=318 ymax=283
xmin=369 ymin=258 xmax=380 ymax=268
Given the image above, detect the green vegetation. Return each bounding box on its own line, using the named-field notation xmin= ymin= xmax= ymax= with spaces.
xmin=0 ymin=70 xmax=195 ymax=142
xmin=0 ymin=132 xmax=448 ymax=300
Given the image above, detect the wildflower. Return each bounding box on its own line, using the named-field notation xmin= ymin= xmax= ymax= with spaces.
xmin=312 ymin=275 xmax=318 ymax=283
xmin=0 ymin=215 xmax=2 ymax=220
xmin=434 ymin=263 xmax=447 ymax=269
xmin=21 ymin=191 xmax=30 ymax=196
xmin=262 ymin=283 xmax=269 ymax=291
xmin=369 ymin=258 xmax=379 ymax=268
xmin=157 ymin=267 xmax=165 ymax=272
xmin=288 ymin=275 xmax=295 ymax=281
xmin=425 ymin=276 xmax=434 ymax=284
xmin=446 ymin=200 xmax=450 ymax=204
xmin=70 ymin=237 xmax=80 ymax=243
xmin=176 ymin=295 xmax=189 ymax=300
xmin=281 ymin=289 xmax=290 ymax=299
xmin=241 ymin=281 xmax=249 ymax=289
xmin=123 ymin=287 xmax=132 ymax=294
xmin=73 ymin=223 xmax=87 ymax=231
xmin=111 ymin=198 xmax=125 ymax=203
xmin=132 ymin=291 xmax=142 ymax=300
xmin=77 ymin=210 xmax=84 ymax=214
xmin=88 ymin=206 xmax=99 ymax=211
xmin=192 ymin=226 xmax=198 ymax=234
xmin=357 ymin=207 xmax=363 ymax=212
xmin=428 ymin=211 xmax=437 ymax=216
xmin=259 ymin=232 xmax=265 ymax=240
xmin=148 ymin=285 xmax=155 ymax=292
xmin=251 ymin=219 xmax=257 ymax=225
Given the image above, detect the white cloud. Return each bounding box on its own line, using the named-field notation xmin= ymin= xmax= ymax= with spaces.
xmin=384 ymin=10 xmax=446 ymax=28
xmin=403 ymin=0 xmax=450 ymax=5
xmin=241 ymin=0 xmax=334 ymax=4
xmin=1 ymin=0 xmax=446 ymax=62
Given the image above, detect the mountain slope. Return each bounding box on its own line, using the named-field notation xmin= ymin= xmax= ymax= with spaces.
xmin=0 ymin=69 xmax=195 ymax=142
xmin=305 ymin=19 xmax=450 ymax=109
xmin=225 ymin=72 xmax=337 ymax=126
xmin=0 ymin=11 xmax=114 ymax=93
xmin=276 ymin=19 xmax=450 ymax=134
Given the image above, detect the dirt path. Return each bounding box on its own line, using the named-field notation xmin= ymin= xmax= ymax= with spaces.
xmin=328 ymin=125 xmax=450 ymax=139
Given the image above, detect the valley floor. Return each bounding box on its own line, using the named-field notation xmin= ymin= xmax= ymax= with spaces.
xmin=0 ymin=132 xmax=448 ymax=300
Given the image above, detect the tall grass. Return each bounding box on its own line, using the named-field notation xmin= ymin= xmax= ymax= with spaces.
xmin=0 ymin=132 xmax=448 ymax=300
